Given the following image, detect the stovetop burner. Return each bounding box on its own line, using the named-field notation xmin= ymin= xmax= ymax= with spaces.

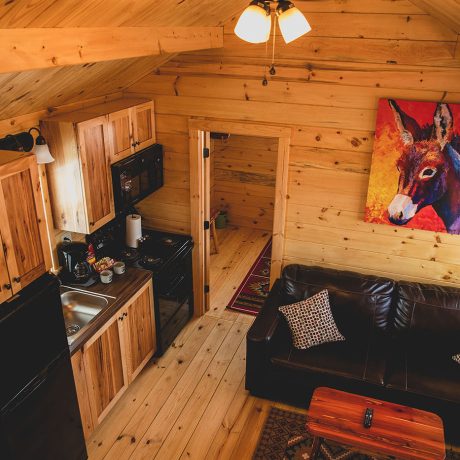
xmin=119 ymin=248 xmax=139 ymax=262
xmin=161 ymin=237 xmax=177 ymax=246
xmin=140 ymin=255 xmax=163 ymax=268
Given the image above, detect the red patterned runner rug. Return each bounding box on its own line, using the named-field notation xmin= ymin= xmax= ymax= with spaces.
xmin=226 ymin=238 xmax=272 ymax=316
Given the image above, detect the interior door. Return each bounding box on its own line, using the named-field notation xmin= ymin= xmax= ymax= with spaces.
xmin=121 ymin=281 xmax=156 ymax=383
xmin=132 ymin=102 xmax=155 ymax=151
xmin=107 ymin=109 xmax=134 ymax=164
xmin=0 ymin=157 xmax=47 ymax=293
xmin=83 ymin=315 xmax=128 ymax=424
xmin=77 ymin=117 xmax=115 ymax=233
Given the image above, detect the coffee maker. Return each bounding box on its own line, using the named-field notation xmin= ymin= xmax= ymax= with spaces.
xmin=58 ymin=241 xmax=92 ymax=284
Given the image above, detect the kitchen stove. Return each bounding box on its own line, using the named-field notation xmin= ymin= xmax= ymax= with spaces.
xmin=87 ymin=218 xmax=194 ymax=356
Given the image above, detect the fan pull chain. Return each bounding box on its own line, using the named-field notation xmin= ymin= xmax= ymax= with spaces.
xmin=262 ymin=38 xmax=269 ymax=86
xmin=269 ymin=15 xmax=277 ymax=76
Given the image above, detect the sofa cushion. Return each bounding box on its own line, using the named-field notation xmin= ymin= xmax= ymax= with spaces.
xmin=385 ymin=342 xmax=460 ymax=404
xmin=281 ymin=265 xmax=395 ymax=343
xmin=270 ymin=335 xmax=387 ymax=386
xmin=278 ymin=290 xmax=345 ymax=349
xmin=393 ymin=282 xmax=460 ymax=350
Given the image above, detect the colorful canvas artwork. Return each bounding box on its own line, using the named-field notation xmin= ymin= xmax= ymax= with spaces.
xmin=365 ymin=98 xmax=460 ymax=234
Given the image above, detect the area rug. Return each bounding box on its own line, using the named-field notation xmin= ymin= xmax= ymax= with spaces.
xmin=253 ymin=407 xmax=460 ymax=460
xmin=226 ymin=239 xmax=271 ymax=315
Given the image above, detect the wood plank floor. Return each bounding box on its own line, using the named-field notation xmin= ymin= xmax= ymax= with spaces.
xmin=87 ymin=225 xmax=459 ymax=459
xmin=87 ymin=226 xmax=283 ymax=460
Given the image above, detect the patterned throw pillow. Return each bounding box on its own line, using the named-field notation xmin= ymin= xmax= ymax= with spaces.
xmin=453 ymin=354 xmax=460 ymax=364
xmin=278 ymin=289 xmax=345 ymax=349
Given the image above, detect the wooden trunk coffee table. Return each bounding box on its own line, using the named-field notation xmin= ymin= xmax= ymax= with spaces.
xmin=306 ymin=387 xmax=445 ymax=460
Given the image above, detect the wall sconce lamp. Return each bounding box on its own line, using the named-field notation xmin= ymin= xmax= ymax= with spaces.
xmin=0 ymin=127 xmax=54 ymax=164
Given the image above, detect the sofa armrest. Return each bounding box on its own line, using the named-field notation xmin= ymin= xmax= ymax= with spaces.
xmin=247 ymin=278 xmax=285 ymax=343
xmin=246 ymin=279 xmax=286 ymax=395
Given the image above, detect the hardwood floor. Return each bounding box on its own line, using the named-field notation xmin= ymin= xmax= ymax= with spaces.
xmin=87 ymin=226 xmax=283 ymax=460
xmin=86 ymin=226 xmax=459 ymax=459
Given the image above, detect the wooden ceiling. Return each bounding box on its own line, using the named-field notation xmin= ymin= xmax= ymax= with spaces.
xmin=0 ymin=0 xmax=248 ymax=120
xmin=408 ymin=0 xmax=460 ymax=34
xmin=0 ymin=0 xmax=459 ymax=121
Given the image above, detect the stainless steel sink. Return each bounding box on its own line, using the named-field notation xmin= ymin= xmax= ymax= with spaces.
xmin=61 ymin=290 xmax=108 ymax=344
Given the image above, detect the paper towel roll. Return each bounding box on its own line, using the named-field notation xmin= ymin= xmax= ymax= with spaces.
xmin=126 ymin=214 xmax=142 ymax=248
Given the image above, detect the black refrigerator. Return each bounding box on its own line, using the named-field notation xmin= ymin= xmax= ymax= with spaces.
xmin=0 ymin=273 xmax=87 ymax=460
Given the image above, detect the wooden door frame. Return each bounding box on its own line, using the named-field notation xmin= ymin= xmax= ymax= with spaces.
xmin=189 ymin=118 xmax=292 ymax=317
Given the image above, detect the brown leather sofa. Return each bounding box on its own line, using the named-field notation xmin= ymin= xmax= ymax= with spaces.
xmin=246 ymin=264 xmax=460 ymax=442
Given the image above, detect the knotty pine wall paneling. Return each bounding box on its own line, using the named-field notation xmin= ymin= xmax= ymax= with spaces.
xmin=125 ymin=0 xmax=460 ymax=286
xmin=211 ymin=134 xmax=276 ymax=231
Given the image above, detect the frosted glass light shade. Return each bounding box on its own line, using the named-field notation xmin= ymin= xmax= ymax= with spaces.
xmin=278 ymin=6 xmax=311 ymax=44
xmin=34 ymin=143 xmax=55 ymax=164
xmin=234 ymin=3 xmax=271 ymax=44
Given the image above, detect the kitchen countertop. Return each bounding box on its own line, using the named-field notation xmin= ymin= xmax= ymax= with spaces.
xmin=64 ymin=267 xmax=152 ymax=356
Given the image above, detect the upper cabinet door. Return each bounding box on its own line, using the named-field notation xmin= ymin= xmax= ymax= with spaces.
xmin=132 ymin=102 xmax=156 ymax=152
xmin=108 ymin=109 xmax=134 ymax=164
xmin=0 ymin=156 xmax=50 ymax=293
xmin=77 ymin=117 xmax=115 ymax=233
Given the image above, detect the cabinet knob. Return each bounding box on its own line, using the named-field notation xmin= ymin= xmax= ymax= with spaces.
xmin=123 ymin=312 xmax=128 ymax=317
xmin=136 ymin=141 xmax=141 ymax=146
xmin=13 ymin=277 xmax=20 ymax=283
xmin=3 ymin=283 xmax=11 ymax=290
xmin=132 ymin=142 xmax=137 ymax=148
xmin=119 ymin=316 xmax=124 ymax=321
xmin=90 ymin=222 xmax=95 ymax=226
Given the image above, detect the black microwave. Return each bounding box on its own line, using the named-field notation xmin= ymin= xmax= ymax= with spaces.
xmin=111 ymin=144 xmax=163 ymax=213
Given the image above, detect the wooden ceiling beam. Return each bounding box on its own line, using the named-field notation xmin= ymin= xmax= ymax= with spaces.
xmin=409 ymin=0 xmax=460 ymax=34
xmin=0 ymin=26 xmax=223 ymax=74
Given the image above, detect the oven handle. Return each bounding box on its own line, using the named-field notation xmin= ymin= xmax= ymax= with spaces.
xmin=164 ymin=275 xmax=186 ymax=297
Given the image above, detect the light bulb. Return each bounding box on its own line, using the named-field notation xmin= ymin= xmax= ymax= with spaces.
xmin=34 ymin=143 xmax=55 ymax=164
xmin=234 ymin=1 xmax=272 ymax=44
xmin=277 ymin=4 xmax=311 ymax=44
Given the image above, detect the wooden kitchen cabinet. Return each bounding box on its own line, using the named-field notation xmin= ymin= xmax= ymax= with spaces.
xmin=108 ymin=101 xmax=156 ymax=164
xmin=77 ymin=117 xmax=114 ymax=232
xmin=73 ymin=279 xmax=155 ymax=435
xmin=71 ymin=350 xmax=95 ymax=440
xmin=83 ymin=314 xmax=128 ymax=425
xmin=0 ymin=152 xmax=51 ymax=297
xmin=41 ymin=97 xmax=155 ymax=233
xmin=120 ymin=280 xmax=156 ymax=383
xmin=132 ymin=101 xmax=156 ymax=152
xmin=41 ymin=115 xmax=115 ymax=234
xmin=107 ymin=108 xmax=133 ymax=163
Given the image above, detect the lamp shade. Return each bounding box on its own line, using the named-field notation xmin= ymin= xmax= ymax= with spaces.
xmin=277 ymin=4 xmax=311 ymax=44
xmin=34 ymin=143 xmax=55 ymax=164
xmin=234 ymin=1 xmax=271 ymax=44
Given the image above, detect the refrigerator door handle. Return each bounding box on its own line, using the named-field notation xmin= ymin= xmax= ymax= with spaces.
xmin=4 ymin=373 xmax=48 ymax=414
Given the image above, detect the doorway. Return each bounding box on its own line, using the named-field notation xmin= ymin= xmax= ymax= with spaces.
xmin=189 ymin=119 xmax=291 ymax=316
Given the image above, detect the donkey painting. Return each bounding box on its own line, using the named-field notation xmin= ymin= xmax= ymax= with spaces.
xmin=386 ymin=99 xmax=460 ymax=234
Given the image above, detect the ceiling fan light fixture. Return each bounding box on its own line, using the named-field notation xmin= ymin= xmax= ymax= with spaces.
xmin=234 ymin=0 xmax=272 ymax=44
xmin=276 ymin=1 xmax=311 ymax=44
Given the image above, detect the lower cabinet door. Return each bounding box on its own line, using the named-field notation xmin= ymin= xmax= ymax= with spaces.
xmin=83 ymin=315 xmax=128 ymax=425
xmin=122 ymin=280 xmax=156 ymax=383
xmin=70 ymin=350 xmax=94 ymax=440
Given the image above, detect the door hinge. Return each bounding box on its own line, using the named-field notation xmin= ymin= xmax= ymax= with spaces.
xmin=204 ymin=285 xmax=210 ymax=294
xmin=204 ymin=220 xmax=210 ymax=230
xmin=203 ymin=147 xmax=210 ymax=158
